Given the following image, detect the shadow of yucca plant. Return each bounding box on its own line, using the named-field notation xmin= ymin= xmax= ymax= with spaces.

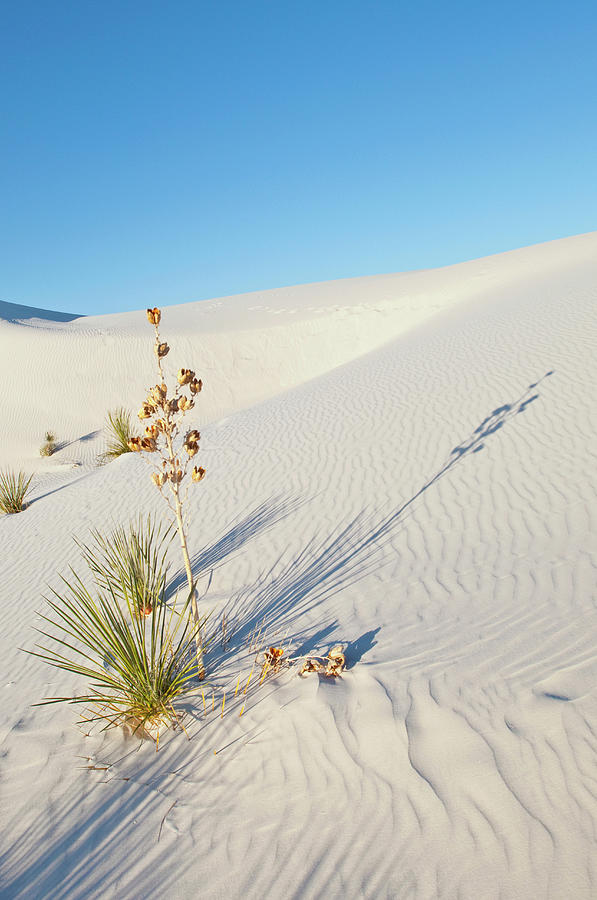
xmin=101 ymin=408 xmax=136 ymax=462
xmin=77 ymin=515 xmax=174 ymax=616
xmin=0 ymin=470 xmax=33 ymax=513
xmin=29 ymin=568 xmax=205 ymax=745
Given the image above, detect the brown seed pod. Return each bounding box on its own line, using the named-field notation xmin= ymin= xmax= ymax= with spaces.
xmin=189 ymin=378 xmax=203 ymax=394
xmin=156 ymin=342 xmax=169 ymax=358
xmin=149 ymin=383 xmax=167 ymax=404
xmin=145 ymin=424 xmax=159 ymax=439
xmin=128 ymin=437 xmax=143 ymax=452
xmin=191 ymin=466 xmax=206 ymax=483
xmin=324 ymin=645 xmax=346 ymax=676
xmin=168 ymin=398 xmax=179 ymax=413
xmin=299 ymin=658 xmax=324 ymax=676
xmin=146 ymin=307 xmax=161 ymax=325
xmin=177 ymin=368 xmax=195 ymax=385
xmin=178 ymin=395 xmax=194 ymax=412
xmin=169 ymin=468 xmax=183 ymax=484
xmin=184 ymin=441 xmax=199 ymax=457
xmin=151 ymin=471 xmax=167 ymax=488
xmin=138 ymin=404 xmax=153 ymax=420
xmin=264 ymin=647 xmax=285 ymax=669
xmin=140 ymin=437 xmax=157 ymax=452
xmin=185 ymin=430 xmax=201 ymax=443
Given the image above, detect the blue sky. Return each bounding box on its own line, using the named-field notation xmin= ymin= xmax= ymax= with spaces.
xmin=1 ymin=1 xmax=595 ymax=315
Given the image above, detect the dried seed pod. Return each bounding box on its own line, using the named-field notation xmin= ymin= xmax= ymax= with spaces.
xmin=260 ymin=647 xmax=285 ymax=678
xmin=327 ymin=658 xmax=340 ymax=671
xmin=151 ymin=471 xmax=167 ymax=488
xmin=264 ymin=647 xmax=285 ymax=670
xmin=177 ymin=368 xmax=195 ymax=385
xmin=156 ymin=342 xmax=169 ymax=358
xmin=128 ymin=437 xmax=143 ymax=452
xmin=324 ymin=645 xmax=346 ymax=676
xmin=178 ymin=395 xmax=194 ymax=412
xmin=168 ymin=398 xmax=179 ymax=413
xmin=185 ymin=430 xmax=201 ymax=444
xmin=191 ymin=466 xmax=206 ymax=483
xmin=189 ymin=378 xmax=203 ymax=394
xmin=299 ymin=658 xmax=324 ymax=676
xmin=146 ymin=307 xmax=161 ymax=325
xmin=140 ymin=437 xmax=157 ymax=452
xmin=155 ymin=418 xmax=167 ymax=432
xmin=169 ymin=468 xmax=183 ymax=484
xmin=138 ymin=403 xmax=153 ymax=420
xmin=145 ymin=424 xmax=159 ymax=439
xmin=149 ymin=383 xmax=167 ymax=404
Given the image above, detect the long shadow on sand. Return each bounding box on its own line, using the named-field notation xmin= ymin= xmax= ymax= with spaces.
xmin=167 ymin=495 xmax=304 ymax=598
xmin=0 ymin=774 xmax=179 ymax=899
xmin=206 ymin=372 xmax=554 ymax=666
xmin=53 ymin=429 xmax=102 ymax=453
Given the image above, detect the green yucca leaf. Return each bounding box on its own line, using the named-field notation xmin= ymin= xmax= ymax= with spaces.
xmin=77 ymin=515 xmax=173 ymax=617
xmin=101 ymin=408 xmax=136 ymax=461
xmin=0 ymin=470 xmax=33 ymax=514
xmin=27 ymin=519 xmax=205 ymax=743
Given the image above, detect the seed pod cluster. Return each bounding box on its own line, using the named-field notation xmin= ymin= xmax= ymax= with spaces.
xmin=130 ymin=308 xmax=207 ymax=494
xmin=299 ymin=645 xmax=346 ymax=677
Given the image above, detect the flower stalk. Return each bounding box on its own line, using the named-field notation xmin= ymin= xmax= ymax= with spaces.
xmin=128 ymin=307 xmax=206 ymax=679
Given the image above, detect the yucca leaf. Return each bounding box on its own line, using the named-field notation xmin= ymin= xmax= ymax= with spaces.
xmin=0 ymin=470 xmax=33 ymax=514
xmin=28 ymin=519 xmax=205 ymax=741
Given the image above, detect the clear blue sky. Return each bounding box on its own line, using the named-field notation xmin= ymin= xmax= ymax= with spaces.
xmin=1 ymin=1 xmax=595 ymax=315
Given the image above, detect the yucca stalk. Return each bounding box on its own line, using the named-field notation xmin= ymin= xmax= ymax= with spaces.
xmin=0 ymin=470 xmax=33 ymax=513
xmin=77 ymin=515 xmax=173 ymax=615
xmin=128 ymin=307 xmax=206 ymax=678
xmin=29 ymin=571 xmax=203 ymax=743
xmin=102 ymin=408 xmax=136 ymax=461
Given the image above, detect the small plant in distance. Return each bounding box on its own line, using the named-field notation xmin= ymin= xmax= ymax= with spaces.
xmin=0 ymin=470 xmax=33 ymax=514
xmin=101 ymin=407 xmax=137 ymax=462
xmin=40 ymin=431 xmax=57 ymax=457
xmin=128 ymin=307 xmax=206 ymax=678
xmin=30 ymin=566 xmax=204 ymax=745
xmin=78 ymin=515 xmax=173 ymax=617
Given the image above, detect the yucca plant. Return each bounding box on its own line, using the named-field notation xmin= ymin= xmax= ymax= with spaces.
xmin=101 ymin=408 xmax=136 ymax=461
xmin=78 ymin=515 xmax=173 ymax=616
xmin=29 ymin=567 xmax=204 ymax=744
xmin=40 ymin=431 xmax=57 ymax=457
xmin=0 ymin=470 xmax=33 ymax=513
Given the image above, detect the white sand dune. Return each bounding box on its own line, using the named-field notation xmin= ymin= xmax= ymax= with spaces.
xmin=0 ymin=232 xmax=596 ymax=898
